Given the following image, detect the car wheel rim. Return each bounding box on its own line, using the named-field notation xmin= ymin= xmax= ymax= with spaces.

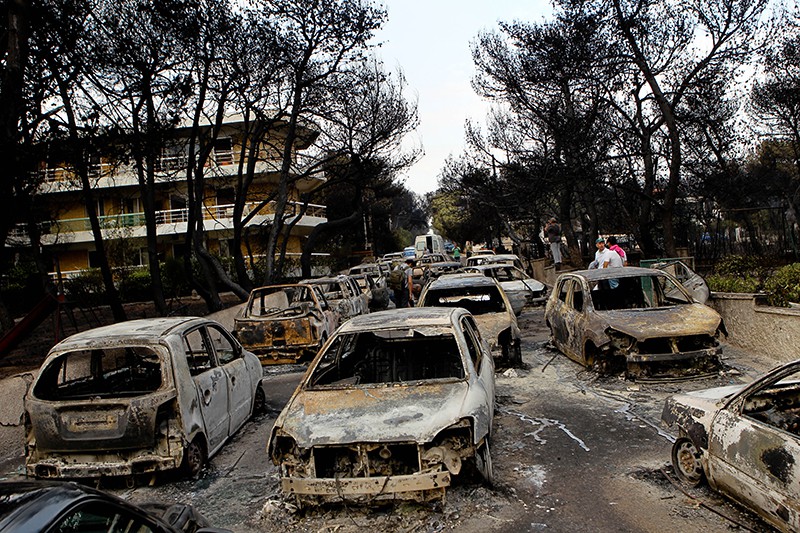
xmin=672 ymin=438 xmax=703 ymax=485
xmin=185 ymin=441 xmax=205 ymax=478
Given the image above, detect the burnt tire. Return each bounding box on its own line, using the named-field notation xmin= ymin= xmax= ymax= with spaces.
xmin=511 ymin=342 xmax=522 ymax=366
xmin=182 ymin=438 xmax=206 ymax=479
xmin=252 ymin=386 xmax=266 ymax=417
xmin=671 ymin=437 xmax=705 ymax=487
xmin=476 ymin=439 xmax=494 ymax=487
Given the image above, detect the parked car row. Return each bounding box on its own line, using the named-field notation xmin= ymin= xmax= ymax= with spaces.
xmin=15 ymin=260 xmax=794 ymax=531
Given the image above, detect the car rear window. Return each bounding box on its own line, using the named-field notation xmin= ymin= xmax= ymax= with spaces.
xmin=33 ymin=346 xmax=163 ymax=401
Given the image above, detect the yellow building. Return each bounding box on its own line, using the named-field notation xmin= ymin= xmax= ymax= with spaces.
xmin=9 ymin=114 xmax=327 ymax=277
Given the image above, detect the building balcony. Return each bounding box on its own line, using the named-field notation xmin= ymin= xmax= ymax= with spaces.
xmin=7 ymin=200 xmax=327 ymax=246
xmin=33 ymin=152 xmax=325 ymax=194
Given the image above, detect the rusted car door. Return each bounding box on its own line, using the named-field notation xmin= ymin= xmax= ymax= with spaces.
xmin=549 ymin=278 xmax=588 ymax=363
xmin=706 ymin=365 xmax=800 ymax=531
xmin=311 ymin=286 xmax=335 ymax=328
xmin=183 ymin=327 xmax=231 ymax=451
xmin=206 ymin=324 xmax=251 ymax=433
xmin=347 ymin=277 xmax=369 ymax=315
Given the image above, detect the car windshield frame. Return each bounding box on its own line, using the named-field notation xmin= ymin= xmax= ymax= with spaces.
xmin=304 ymin=327 xmax=468 ymax=390
xmin=584 ymin=273 xmax=693 ymax=311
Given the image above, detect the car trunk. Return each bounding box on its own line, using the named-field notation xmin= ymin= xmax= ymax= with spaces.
xmin=26 ymin=391 xmax=176 ymax=452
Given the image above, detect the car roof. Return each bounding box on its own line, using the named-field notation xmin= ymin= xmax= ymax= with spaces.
xmin=336 ymin=307 xmax=465 ymax=333
xmin=0 ymin=481 xmax=173 ymax=532
xmin=302 ymin=275 xmax=348 ymax=284
xmin=50 ymin=317 xmax=208 ymax=351
xmin=251 ymin=283 xmax=316 ymax=292
xmin=561 ymin=266 xmax=667 ymax=282
xmin=464 ymin=264 xmax=517 ymax=271
xmin=426 ymin=273 xmax=498 ymax=289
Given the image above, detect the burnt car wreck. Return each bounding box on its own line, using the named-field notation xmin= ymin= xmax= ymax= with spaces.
xmin=234 ymin=284 xmax=337 ymax=365
xmin=25 ymin=318 xmax=265 ymax=481
xmin=268 ymin=307 xmax=495 ymax=506
xmin=662 ymin=359 xmax=800 ymax=532
xmin=418 ymin=274 xmax=522 ymax=367
xmin=545 ymin=267 xmax=726 ymax=380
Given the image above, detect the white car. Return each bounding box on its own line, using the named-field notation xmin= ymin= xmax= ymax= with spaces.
xmin=268 ymin=307 xmax=495 ymax=506
xmin=662 ymin=358 xmax=800 ymax=532
xmin=461 ymin=264 xmax=547 ymax=314
xmin=25 ymin=317 xmax=266 ymax=480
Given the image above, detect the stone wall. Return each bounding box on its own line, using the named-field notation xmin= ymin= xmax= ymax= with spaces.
xmin=708 ymin=292 xmax=800 ymax=363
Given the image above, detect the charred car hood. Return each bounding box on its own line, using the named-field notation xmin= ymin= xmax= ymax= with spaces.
xmin=602 ymin=304 xmax=720 ymax=339
xmin=670 ymin=384 xmax=744 ymax=412
xmin=277 ymin=382 xmax=470 ymax=448
xmin=662 ymin=383 xmax=744 ymax=433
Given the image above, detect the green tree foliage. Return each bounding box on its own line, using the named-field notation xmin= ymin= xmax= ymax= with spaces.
xmin=765 ymin=263 xmax=800 ymax=306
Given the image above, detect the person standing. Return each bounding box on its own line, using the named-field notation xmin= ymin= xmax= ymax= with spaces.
xmin=452 ymin=244 xmax=461 ymax=264
xmin=594 ymin=237 xmax=623 ymax=288
xmin=400 ymin=259 xmax=416 ymax=307
xmin=594 ymin=238 xmax=622 ymax=269
xmin=545 ymin=218 xmax=562 ymax=267
xmin=606 ymin=236 xmax=627 ymax=266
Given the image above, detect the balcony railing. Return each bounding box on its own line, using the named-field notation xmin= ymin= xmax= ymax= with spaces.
xmin=10 ymin=200 xmax=326 ymax=239
xmin=35 ymin=163 xmax=114 ymax=183
xmin=35 ymin=149 xmax=266 ymax=184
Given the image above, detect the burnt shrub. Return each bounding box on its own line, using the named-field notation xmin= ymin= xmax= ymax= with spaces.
xmin=161 ymin=257 xmax=190 ymax=298
xmin=764 ymin=263 xmax=800 ymax=307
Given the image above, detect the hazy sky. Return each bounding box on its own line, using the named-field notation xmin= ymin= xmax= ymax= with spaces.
xmin=375 ymin=0 xmax=553 ymax=194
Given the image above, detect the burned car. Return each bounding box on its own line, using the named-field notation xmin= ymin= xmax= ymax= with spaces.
xmin=25 ymin=317 xmax=265 ymax=480
xmin=302 ymin=275 xmax=369 ymax=326
xmin=650 ymin=259 xmax=710 ymax=304
xmin=418 ymin=273 xmax=522 ymax=366
xmin=234 ymin=283 xmax=338 ymax=364
xmin=0 ymin=480 xmax=230 ymax=533
xmin=268 ymin=307 xmax=496 ymax=505
xmin=662 ymin=359 xmax=800 ymax=532
xmin=484 ymin=253 xmax=525 ymax=271
xmin=545 ymin=267 xmax=725 ymax=379
xmin=350 ymin=272 xmax=390 ymax=311
xmin=348 ymin=262 xmax=391 ymax=310
xmin=461 ymin=264 xmax=547 ymax=315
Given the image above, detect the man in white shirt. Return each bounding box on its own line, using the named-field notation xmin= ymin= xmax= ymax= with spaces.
xmin=594 ymin=237 xmax=623 ymax=288
xmin=594 ymin=238 xmax=622 ymax=269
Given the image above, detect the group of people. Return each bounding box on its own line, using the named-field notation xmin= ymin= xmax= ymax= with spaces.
xmin=545 ymin=217 xmax=629 ymax=272
xmin=593 ymin=236 xmax=627 ymax=269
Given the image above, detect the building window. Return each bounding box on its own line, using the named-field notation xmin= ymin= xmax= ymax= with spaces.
xmin=212 ymin=137 xmax=234 ymax=165
xmin=156 ymin=142 xmax=188 ymax=172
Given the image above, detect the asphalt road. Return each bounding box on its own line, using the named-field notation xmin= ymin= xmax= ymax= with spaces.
xmin=0 ymin=307 xmax=780 ymax=532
